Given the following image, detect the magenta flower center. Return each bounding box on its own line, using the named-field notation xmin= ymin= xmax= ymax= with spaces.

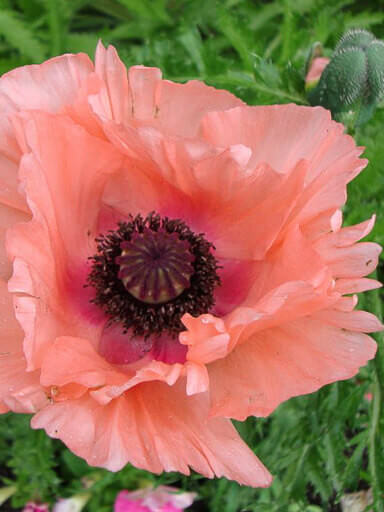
xmin=88 ymin=213 xmax=220 ymax=338
xmin=117 ymin=228 xmax=195 ymax=304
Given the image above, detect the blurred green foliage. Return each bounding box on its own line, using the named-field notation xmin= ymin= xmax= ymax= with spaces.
xmin=0 ymin=0 xmax=383 ymax=511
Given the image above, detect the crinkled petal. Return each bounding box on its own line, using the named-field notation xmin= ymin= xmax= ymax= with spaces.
xmin=312 ymin=216 xmax=382 ymax=279
xmin=0 ymin=53 xmax=93 ymax=114
xmin=209 ymin=315 xmax=377 ymax=419
xmin=334 ymin=278 xmax=382 ymax=294
xmin=244 ymin=224 xmax=333 ymax=305
xmin=91 ymin=42 xmax=242 ymax=137
xmin=0 ymin=279 xmax=46 ymax=413
xmin=0 ymin=153 xmax=27 ymax=212
xmin=313 ymin=309 xmax=383 ymax=332
xmin=0 ymin=203 xmax=29 ymax=280
xmin=90 ymin=361 xmax=183 ymax=405
xmin=201 ymin=105 xmax=366 ymax=239
xmin=40 ymin=337 xmax=128 ymax=389
xmin=0 ymin=53 xmax=94 ymax=210
xmin=6 ymin=112 xmax=123 ymax=368
xmin=315 ymin=241 xmax=382 ymax=278
xmin=201 ymin=105 xmax=357 ymax=179
xmin=39 ymin=335 xmax=184 ymax=406
xmin=211 ymin=159 xmax=308 ymax=259
xmin=31 ymin=381 xmax=272 ymax=487
xmin=180 ymin=313 xmax=230 ymax=396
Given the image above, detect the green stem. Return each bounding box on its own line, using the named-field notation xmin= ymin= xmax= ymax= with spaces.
xmin=324 ymin=432 xmax=342 ymax=494
xmin=280 ymin=0 xmax=293 ymax=65
xmin=283 ymin=443 xmax=310 ymax=496
xmin=47 ymin=0 xmax=63 ymax=56
xmin=370 ymin=371 xmax=383 ymax=511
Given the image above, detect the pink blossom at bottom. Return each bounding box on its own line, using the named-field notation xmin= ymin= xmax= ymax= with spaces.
xmin=23 ymin=503 xmax=50 ymax=512
xmin=114 ymin=486 xmax=196 ymax=512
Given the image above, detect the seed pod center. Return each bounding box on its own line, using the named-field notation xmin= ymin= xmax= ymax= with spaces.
xmin=117 ymin=228 xmax=195 ymax=304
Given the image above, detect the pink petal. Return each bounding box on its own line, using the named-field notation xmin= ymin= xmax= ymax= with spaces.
xmin=114 ymin=493 xmax=150 ymax=512
xmin=98 ymin=323 xmax=155 ymax=365
xmin=93 ymin=42 xmax=132 ymax=124
xmin=214 ymin=258 xmax=255 ymax=316
xmin=115 ymin=486 xmax=195 ymax=512
xmin=0 ymin=354 xmax=47 ymax=413
xmin=0 ymin=53 xmax=94 ymax=211
xmin=0 ymin=152 xmax=28 ymax=212
xmin=315 ymin=241 xmax=382 ymax=278
xmin=40 ymin=336 xmax=128 ymax=389
xmin=0 ymin=53 xmax=93 ymax=113
xmin=0 ymin=203 xmax=29 ymax=280
xmin=201 ymin=105 xmax=353 ymax=177
xmin=31 ymin=381 xmax=272 ymax=487
xmin=0 ymin=279 xmax=46 ymax=413
xmin=90 ymin=361 xmax=183 ymax=405
xmin=245 ymin=225 xmax=332 ymax=305
xmin=287 ymin=150 xmax=366 ymax=235
xmin=153 ymin=79 xmax=243 ymax=137
xmin=201 ymin=105 xmax=366 ymax=240
xmin=314 ymin=309 xmax=383 ymax=332
xmin=334 ymin=278 xmax=382 ymax=294
xmin=180 ymin=314 xmax=230 ymax=395
xmin=6 ymin=112 xmax=123 ymax=369
xmin=212 ymin=159 xmax=308 ymax=260
xmin=92 ymin=42 xmax=242 ymax=137
xmin=39 ymin=336 xmax=184 ymax=407
xmin=209 ymin=316 xmax=376 ymax=419
xmin=150 ymin=335 xmax=188 ymax=364
xmin=181 ymin=314 xmax=230 ymax=364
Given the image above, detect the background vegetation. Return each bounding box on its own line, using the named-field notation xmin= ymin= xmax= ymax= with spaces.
xmin=0 ymin=0 xmax=383 ymax=510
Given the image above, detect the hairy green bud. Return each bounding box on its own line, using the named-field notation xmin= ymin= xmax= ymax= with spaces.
xmin=335 ymin=29 xmax=375 ymax=52
xmin=308 ymin=29 xmax=384 ymax=125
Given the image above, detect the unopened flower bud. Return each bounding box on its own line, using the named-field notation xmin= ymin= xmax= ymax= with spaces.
xmin=308 ymin=29 xmax=384 ymax=125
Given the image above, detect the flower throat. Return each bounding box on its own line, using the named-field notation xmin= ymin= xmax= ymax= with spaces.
xmin=88 ymin=213 xmax=220 ymax=338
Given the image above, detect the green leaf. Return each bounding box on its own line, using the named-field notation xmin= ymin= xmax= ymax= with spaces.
xmin=344 ymin=11 xmax=384 ymax=30
xmin=217 ymin=7 xmax=253 ymax=72
xmin=0 ymin=9 xmax=46 ymax=61
xmin=178 ymin=26 xmax=206 ymax=75
xmin=62 ymin=450 xmax=91 ymax=478
xmin=117 ymin=0 xmax=171 ymax=24
xmin=343 ymin=436 xmax=368 ymax=489
xmin=66 ymin=32 xmax=99 ymax=55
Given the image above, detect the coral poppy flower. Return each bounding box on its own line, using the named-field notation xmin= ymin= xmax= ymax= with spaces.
xmin=114 ymin=486 xmax=195 ymax=512
xmin=0 ymin=42 xmax=381 ymax=487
